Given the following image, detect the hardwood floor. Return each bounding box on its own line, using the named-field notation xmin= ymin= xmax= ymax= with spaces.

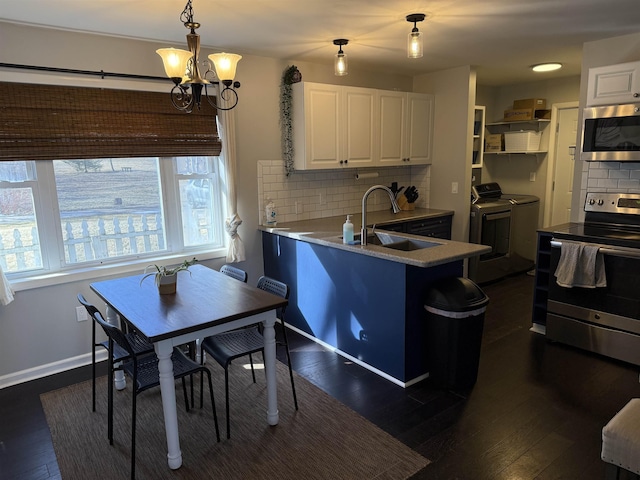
xmin=2 ymin=272 xmax=640 ymax=479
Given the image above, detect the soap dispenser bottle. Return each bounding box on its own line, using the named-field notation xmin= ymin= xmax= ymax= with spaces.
xmin=342 ymin=215 xmax=354 ymax=244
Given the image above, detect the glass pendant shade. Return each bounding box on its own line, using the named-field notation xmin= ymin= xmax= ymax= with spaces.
xmin=156 ymin=48 xmax=193 ymax=80
xmin=335 ymin=52 xmax=348 ymax=76
xmin=208 ymin=53 xmax=242 ymax=81
xmin=408 ymin=31 xmax=423 ymax=58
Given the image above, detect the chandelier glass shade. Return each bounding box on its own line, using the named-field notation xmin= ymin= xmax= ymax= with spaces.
xmin=156 ymin=0 xmax=241 ymax=112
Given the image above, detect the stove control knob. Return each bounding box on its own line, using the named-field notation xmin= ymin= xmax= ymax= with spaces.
xmin=588 ymin=198 xmax=596 ymax=205
xmin=597 ymin=199 xmax=604 ymax=206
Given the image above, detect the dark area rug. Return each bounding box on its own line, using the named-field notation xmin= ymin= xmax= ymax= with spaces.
xmin=41 ymin=360 xmax=428 ymax=479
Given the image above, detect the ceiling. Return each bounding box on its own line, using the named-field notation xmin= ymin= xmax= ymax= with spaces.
xmin=2 ymin=0 xmax=640 ymax=86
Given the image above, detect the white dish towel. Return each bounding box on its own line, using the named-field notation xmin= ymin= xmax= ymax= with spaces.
xmin=0 ymin=264 xmax=15 ymax=306
xmin=554 ymin=242 xmax=607 ymax=288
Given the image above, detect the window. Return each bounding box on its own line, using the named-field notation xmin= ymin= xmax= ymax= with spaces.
xmin=0 ymin=156 xmax=225 ymax=278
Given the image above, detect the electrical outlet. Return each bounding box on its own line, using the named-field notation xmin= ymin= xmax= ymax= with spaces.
xmin=295 ymin=201 xmax=303 ymax=214
xmin=319 ymin=193 xmax=326 ymax=205
xmin=529 ymin=172 xmax=536 ymax=182
xmin=76 ymin=306 xmax=89 ymax=322
xmin=451 ymin=182 xmax=459 ymax=194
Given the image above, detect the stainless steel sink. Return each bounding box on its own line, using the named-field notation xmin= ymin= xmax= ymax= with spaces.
xmin=381 ymin=238 xmax=439 ymax=251
xmin=344 ymin=232 xmax=439 ymax=251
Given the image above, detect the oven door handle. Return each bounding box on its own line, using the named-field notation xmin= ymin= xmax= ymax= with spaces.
xmin=551 ymin=239 xmax=640 ymax=259
xmin=483 ymin=211 xmax=511 ymax=221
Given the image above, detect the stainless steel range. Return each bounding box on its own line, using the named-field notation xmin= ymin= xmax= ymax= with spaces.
xmin=547 ymin=192 xmax=640 ymax=366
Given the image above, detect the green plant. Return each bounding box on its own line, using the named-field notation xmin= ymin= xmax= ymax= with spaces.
xmin=280 ymin=65 xmax=301 ymax=176
xmin=140 ymin=257 xmax=198 ymax=287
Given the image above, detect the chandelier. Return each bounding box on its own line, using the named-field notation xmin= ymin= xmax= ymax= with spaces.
xmin=156 ymin=0 xmax=242 ymax=112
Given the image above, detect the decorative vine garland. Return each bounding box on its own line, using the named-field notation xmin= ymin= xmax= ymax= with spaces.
xmin=280 ymin=65 xmax=301 ymax=176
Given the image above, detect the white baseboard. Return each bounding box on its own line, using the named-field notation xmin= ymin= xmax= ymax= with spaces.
xmin=530 ymin=323 xmax=546 ymax=335
xmin=0 ymin=350 xmax=108 ymax=390
xmin=285 ymin=324 xmax=428 ymax=388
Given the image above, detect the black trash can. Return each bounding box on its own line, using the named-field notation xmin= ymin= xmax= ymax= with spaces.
xmin=424 ymin=277 xmax=489 ymax=389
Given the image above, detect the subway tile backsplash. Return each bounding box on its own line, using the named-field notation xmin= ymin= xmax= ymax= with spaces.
xmin=584 ymin=161 xmax=640 ymax=192
xmin=257 ymin=160 xmax=430 ymax=225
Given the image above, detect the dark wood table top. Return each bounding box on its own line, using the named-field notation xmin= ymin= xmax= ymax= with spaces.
xmin=90 ymin=264 xmax=288 ymax=343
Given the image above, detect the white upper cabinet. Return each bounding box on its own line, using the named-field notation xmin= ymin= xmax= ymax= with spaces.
xmin=292 ymin=82 xmax=375 ymax=170
xmin=293 ymin=82 xmax=434 ymax=170
xmin=406 ymin=93 xmax=435 ymax=164
xmin=343 ymin=86 xmax=377 ymax=168
xmin=586 ymin=60 xmax=640 ymax=106
xmin=378 ymin=91 xmax=434 ymax=166
xmin=378 ymin=91 xmax=407 ymax=166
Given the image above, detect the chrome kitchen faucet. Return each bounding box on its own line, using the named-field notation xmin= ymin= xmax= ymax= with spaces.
xmin=361 ymin=185 xmax=401 ymax=245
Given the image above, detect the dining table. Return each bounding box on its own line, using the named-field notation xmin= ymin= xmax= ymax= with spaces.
xmin=90 ymin=264 xmax=288 ymax=470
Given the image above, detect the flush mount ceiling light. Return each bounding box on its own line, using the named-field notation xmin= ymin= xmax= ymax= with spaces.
xmin=531 ymin=62 xmax=563 ymax=73
xmin=156 ymin=0 xmax=241 ymax=112
xmin=406 ymin=13 xmax=426 ymax=59
xmin=333 ymin=39 xmax=349 ymax=76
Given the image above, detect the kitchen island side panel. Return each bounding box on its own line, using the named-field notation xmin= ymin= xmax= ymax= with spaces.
xmin=262 ymin=232 xmax=463 ymax=383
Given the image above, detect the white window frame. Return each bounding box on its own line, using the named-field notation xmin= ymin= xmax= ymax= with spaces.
xmin=0 ymin=71 xmax=228 ymax=292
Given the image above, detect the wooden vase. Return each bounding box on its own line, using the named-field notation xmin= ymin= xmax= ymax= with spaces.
xmin=158 ymin=274 xmax=177 ymax=295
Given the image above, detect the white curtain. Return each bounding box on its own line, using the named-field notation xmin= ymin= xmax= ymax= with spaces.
xmin=216 ymin=91 xmax=246 ymax=263
xmin=0 ymin=264 xmax=14 ymax=306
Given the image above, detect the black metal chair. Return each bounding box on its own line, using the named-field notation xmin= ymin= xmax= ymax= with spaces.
xmin=220 ymin=263 xmax=248 ymax=283
xmin=77 ymin=294 xmax=154 ymax=414
xmin=200 ymin=275 xmax=297 ymax=439
xmin=86 ymin=302 xmax=220 ymax=480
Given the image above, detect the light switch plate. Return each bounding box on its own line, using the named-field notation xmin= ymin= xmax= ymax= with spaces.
xmin=76 ymin=306 xmax=89 ymax=322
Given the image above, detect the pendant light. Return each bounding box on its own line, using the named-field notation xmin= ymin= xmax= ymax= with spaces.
xmin=333 ymin=39 xmax=349 ymax=76
xmin=406 ymin=13 xmax=426 ymax=59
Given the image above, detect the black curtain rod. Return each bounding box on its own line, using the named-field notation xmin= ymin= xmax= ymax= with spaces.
xmin=0 ymin=62 xmax=215 ymax=84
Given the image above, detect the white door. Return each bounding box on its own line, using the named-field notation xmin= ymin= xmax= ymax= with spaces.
xmin=550 ymin=106 xmax=579 ymax=225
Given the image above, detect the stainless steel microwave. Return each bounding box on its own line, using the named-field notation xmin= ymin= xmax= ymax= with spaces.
xmin=581 ymin=103 xmax=640 ymax=161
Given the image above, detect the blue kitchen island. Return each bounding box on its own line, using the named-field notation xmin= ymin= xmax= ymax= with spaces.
xmin=261 ymin=211 xmax=490 ymax=387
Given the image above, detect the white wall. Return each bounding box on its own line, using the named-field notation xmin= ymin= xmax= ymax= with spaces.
xmin=413 ymin=66 xmax=475 ymax=242
xmin=0 ymin=21 xmax=418 ymax=385
xmin=477 ymin=76 xmax=581 ymax=226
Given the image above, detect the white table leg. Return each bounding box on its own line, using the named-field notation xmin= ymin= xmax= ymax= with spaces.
xmin=262 ymin=312 xmax=280 ymax=426
xmin=155 ymin=340 xmax=182 ymax=470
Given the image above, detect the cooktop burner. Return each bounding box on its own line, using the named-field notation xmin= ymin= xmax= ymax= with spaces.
xmin=552 ymin=192 xmax=640 ymax=249
xmin=554 ymin=224 xmax=640 ymax=248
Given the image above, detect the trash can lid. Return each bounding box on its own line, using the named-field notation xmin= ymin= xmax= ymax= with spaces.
xmin=425 ymin=277 xmax=489 ymax=313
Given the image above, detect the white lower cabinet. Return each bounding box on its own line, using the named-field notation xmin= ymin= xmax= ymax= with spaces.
xmin=293 ymin=82 xmax=433 ymax=170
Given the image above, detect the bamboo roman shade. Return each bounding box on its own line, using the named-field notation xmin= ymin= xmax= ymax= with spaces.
xmin=0 ymin=81 xmax=221 ymax=161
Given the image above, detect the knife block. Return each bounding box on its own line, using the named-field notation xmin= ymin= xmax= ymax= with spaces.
xmin=396 ymin=194 xmax=415 ymax=211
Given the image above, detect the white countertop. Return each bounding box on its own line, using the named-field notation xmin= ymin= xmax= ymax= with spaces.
xmin=259 ymin=209 xmax=490 ymax=268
